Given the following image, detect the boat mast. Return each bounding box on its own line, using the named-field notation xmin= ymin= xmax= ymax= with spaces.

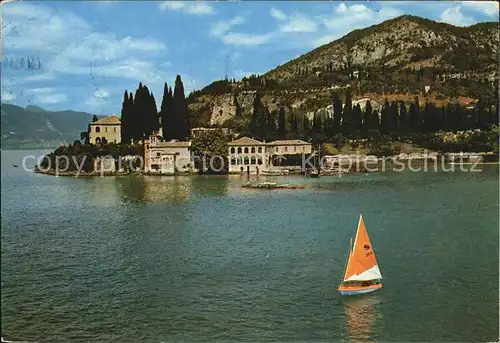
xmin=340 ymin=237 xmax=352 ymax=284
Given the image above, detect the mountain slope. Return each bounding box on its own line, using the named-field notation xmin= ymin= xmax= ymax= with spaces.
xmin=188 ymin=15 xmax=499 ymax=126
xmin=265 ymin=15 xmax=498 ymax=82
xmin=1 ymin=103 xmax=103 ymax=149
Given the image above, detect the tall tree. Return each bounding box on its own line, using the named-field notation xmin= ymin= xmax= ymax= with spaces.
xmin=363 ymin=100 xmax=373 ymax=132
xmin=341 ymin=89 xmax=353 ymax=133
xmin=160 ymin=82 xmax=174 ymax=140
xmin=266 ymin=107 xmax=276 ymax=139
xmin=234 ymin=94 xmax=242 ymax=119
xmin=277 ymin=106 xmax=286 ymax=138
xmin=173 ymin=75 xmax=190 ymax=139
xmin=332 ymin=92 xmax=343 ymax=134
xmin=92 ymin=115 xmax=98 ymax=122
xmin=249 ymin=91 xmax=268 ymax=139
xmin=120 ymin=90 xmax=131 ymax=144
xmin=409 ymin=97 xmax=421 ymax=132
xmin=353 ymin=103 xmax=363 ymax=132
xmin=380 ymin=99 xmax=390 ymax=134
xmin=399 ymin=101 xmax=408 ymax=133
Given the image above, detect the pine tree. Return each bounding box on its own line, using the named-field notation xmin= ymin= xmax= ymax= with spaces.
xmin=291 ymin=114 xmax=298 ymax=135
xmin=277 ymin=106 xmax=286 ymax=138
xmin=92 ymin=115 xmax=98 ymax=122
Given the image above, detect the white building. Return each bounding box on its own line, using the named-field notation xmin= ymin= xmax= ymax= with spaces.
xmin=144 ymin=134 xmax=193 ymax=174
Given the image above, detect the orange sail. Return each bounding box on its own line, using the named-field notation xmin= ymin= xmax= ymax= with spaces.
xmin=342 ymin=214 xmax=382 ymax=282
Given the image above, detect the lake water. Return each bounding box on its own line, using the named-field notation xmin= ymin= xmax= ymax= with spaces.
xmin=1 ymin=150 xmax=498 ymax=342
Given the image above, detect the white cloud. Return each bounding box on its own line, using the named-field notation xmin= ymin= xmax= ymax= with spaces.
xmin=86 ymin=89 xmax=110 ymax=107
xmin=39 ymin=94 xmax=67 ymax=104
xmin=460 ymin=1 xmax=499 ymax=18
xmin=281 ymin=14 xmax=318 ymax=33
xmin=26 ymin=88 xmax=67 ymax=104
xmin=28 ymin=87 xmax=57 ymax=94
xmin=1 ymin=89 xmax=16 ymax=102
xmin=159 ymin=1 xmax=215 ymax=15
xmin=440 ymin=5 xmax=476 ymax=26
xmin=270 ymin=8 xmax=288 ymax=21
xmin=313 ymin=3 xmax=402 ymax=47
xmin=221 ymin=32 xmax=275 ymax=46
xmin=210 ymin=16 xmax=245 ymax=37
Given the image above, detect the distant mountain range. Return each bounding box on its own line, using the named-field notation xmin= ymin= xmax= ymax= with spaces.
xmin=1 ymin=103 xmax=104 ymax=149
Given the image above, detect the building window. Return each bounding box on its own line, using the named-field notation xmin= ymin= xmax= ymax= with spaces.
xmin=231 ymin=157 xmax=236 ymax=165
xmin=95 ymin=137 xmax=101 ymax=144
xmin=275 ymin=147 xmax=278 ymax=152
xmin=113 ymin=139 xmax=116 ymax=143
xmin=294 ymin=146 xmax=297 ymax=152
xmin=105 ymin=127 xmax=108 ymax=132
xmin=114 ymin=127 xmax=117 ymax=132
xmin=237 ymin=156 xmax=243 ymax=165
xmin=257 ymin=156 xmax=263 ymax=165
xmin=250 ymin=156 xmax=256 ymax=165
xmin=157 ymin=152 xmax=161 ymax=157
xmin=258 ymin=147 xmax=262 ymax=153
xmin=95 ymin=126 xmax=100 ymax=133
xmin=231 ymin=147 xmax=235 ymax=154
xmin=244 ymin=147 xmax=249 ymax=153
xmin=244 ymin=156 xmax=249 ymax=165
xmin=251 ymin=147 xmax=255 ymax=153
xmin=237 ymin=147 xmax=242 ymax=154
xmin=284 ymin=146 xmax=288 ymax=152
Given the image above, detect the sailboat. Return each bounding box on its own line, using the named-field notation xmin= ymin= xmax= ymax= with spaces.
xmin=338 ymin=214 xmax=383 ymax=296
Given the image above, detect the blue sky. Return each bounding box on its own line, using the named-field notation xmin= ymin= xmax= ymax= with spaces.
xmin=1 ymin=0 xmax=498 ymax=115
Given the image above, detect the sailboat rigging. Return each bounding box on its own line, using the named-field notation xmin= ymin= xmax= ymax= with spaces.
xmin=338 ymin=214 xmax=383 ymax=296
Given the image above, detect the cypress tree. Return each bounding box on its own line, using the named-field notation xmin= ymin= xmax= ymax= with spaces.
xmin=173 ymin=75 xmax=190 ymax=139
xmin=353 ymin=103 xmax=363 ymax=132
xmin=302 ymin=115 xmax=310 ymax=134
xmin=291 ymin=114 xmax=298 ymax=135
xmin=342 ymin=89 xmax=353 ymax=133
xmin=399 ymin=101 xmax=408 ymax=133
xmin=390 ymin=101 xmax=399 ymax=133
xmin=160 ymin=82 xmax=173 ymax=140
xmin=277 ymin=106 xmax=286 ymax=138
xmin=363 ymin=100 xmax=373 ymax=132
xmin=92 ymin=115 xmax=98 ymax=122
xmin=380 ymin=99 xmax=390 ymax=134
xmin=120 ymin=90 xmax=130 ymax=144
xmin=234 ymin=94 xmax=242 ymax=119
xmin=409 ymin=97 xmax=421 ymax=133
xmin=266 ymin=107 xmax=276 ymax=139
xmin=332 ymin=92 xmax=342 ymax=134
xmin=249 ymin=91 xmax=267 ymax=139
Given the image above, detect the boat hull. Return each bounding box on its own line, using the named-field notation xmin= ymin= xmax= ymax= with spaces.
xmin=338 ymin=284 xmax=383 ymax=296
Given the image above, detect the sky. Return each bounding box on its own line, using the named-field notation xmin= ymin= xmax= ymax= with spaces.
xmin=1 ymin=0 xmax=498 ymax=115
